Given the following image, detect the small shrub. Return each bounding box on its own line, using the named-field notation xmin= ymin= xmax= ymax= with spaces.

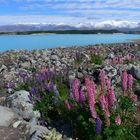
xmin=91 ymin=54 xmax=103 ymax=65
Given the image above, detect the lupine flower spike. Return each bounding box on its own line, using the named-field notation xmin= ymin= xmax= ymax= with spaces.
xmin=95 ymin=117 xmax=102 ymax=134
xmin=122 ymin=70 xmax=128 ymax=92
xmin=85 ymin=77 xmax=97 ymax=119
xmin=72 ymin=79 xmax=81 ymax=102
xmin=115 ymin=114 xmax=121 ymax=125
xmin=127 ymin=74 xmax=133 ymax=90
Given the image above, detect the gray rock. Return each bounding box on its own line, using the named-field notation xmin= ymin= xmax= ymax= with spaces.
xmin=0 ymin=106 xmax=17 ymax=127
xmin=0 ymin=65 xmax=7 ymax=73
xmin=6 ymin=90 xmax=40 ymax=121
xmin=104 ymin=65 xmax=117 ymax=79
xmin=29 ymin=117 xmax=38 ymax=126
xmin=29 ymin=125 xmax=50 ymax=140
xmin=20 ymin=62 xmax=31 ymax=68
xmin=13 ymin=120 xmax=23 ymax=128
xmin=51 ymin=55 xmax=59 ymax=61
xmin=77 ymin=72 xmax=84 ymax=79
xmin=129 ymin=65 xmax=140 ymax=80
xmin=69 ymin=71 xmax=76 ymax=80
xmin=108 ymin=53 xmax=115 ymax=59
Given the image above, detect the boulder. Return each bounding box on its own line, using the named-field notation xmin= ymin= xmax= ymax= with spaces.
xmin=0 ymin=106 xmax=17 ymax=127
xmin=6 ymin=90 xmax=40 ymax=121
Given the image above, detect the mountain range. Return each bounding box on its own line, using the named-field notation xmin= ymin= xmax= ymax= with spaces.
xmin=0 ymin=20 xmax=140 ymax=32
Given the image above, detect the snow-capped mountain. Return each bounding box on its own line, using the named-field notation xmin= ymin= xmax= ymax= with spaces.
xmin=0 ymin=20 xmax=139 ymax=32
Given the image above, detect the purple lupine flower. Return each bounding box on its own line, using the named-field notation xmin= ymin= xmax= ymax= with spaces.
xmin=36 ymin=73 xmax=44 ymax=83
xmin=6 ymin=81 xmax=16 ymax=89
xmin=79 ymin=89 xmax=86 ymax=103
xmin=46 ymin=81 xmax=54 ymax=92
xmin=30 ymin=87 xmax=38 ymax=95
xmin=18 ymin=70 xmax=28 ymax=78
xmin=95 ymin=117 xmax=102 ymax=134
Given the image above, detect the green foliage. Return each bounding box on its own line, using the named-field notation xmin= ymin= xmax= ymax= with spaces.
xmin=28 ymin=67 xmax=37 ymax=72
xmin=34 ymin=93 xmax=59 ymax=122
xmin=124 ymin=60 xmax=135 ymax=65
xmin=57 ymin=83 xmax=69 ymax=101
xmin=75 ymin=59 xmax=83 ymax=65
xmin=104 ymin=124 xmax=133 ymax=140
xmin=91 ymin=54 xmax=103 ymax=65
xmin=103 ymin=96 xmax=137 ymax=140
xmin=14 ymin=83 xmax=30 ymax=91
xmin=134 ymin=79 xmax=140 ymax=84
xmin=135 ymin=125 xmax=140 ymax=138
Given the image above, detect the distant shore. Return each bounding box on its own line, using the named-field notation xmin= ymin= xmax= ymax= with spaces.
xmin=0 ymin=29 xmax=139 ymax=35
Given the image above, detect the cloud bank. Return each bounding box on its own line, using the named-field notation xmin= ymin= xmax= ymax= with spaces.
xmin=0 ymin=0 xmax=139 ymax=25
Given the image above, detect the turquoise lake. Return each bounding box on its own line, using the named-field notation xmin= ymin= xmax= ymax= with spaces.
xmin=0 ymin=34 xmax=140 ymax=52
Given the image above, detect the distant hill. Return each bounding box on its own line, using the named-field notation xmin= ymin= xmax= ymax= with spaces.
xmin=0 ymin=20 xmax=140 ymax=34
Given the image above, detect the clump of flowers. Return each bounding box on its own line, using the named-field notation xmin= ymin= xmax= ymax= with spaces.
xmin=11 ymin=66 xmax=138 ymax=140
xmin=111 ymin=53 xmax=135 ymax=65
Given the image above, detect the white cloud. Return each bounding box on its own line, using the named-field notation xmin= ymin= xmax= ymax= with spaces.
xmin=0 ymin=15 xmax=92 ymax=25
xmin=0 ymin=0 xmax=140 ymax=24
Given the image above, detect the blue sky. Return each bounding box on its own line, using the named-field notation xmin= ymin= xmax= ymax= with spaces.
xmin=0 ymin=0 xmax=140 ymax=25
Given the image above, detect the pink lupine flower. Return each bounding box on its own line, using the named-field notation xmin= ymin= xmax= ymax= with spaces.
xmin=115 ymin=114 xmax=121 ymax=125
xmin=85 ymin=77 xmax=97 ymax=97
xmin=85 ymin=77 xmax=97 ymax=119
xmin=72 ymin=79 xmax=81 ymax=102
xmin=130 ymin=94 xmax=138 ymax=102
xmin=127 ymin=53 xmax=135 ymax=61
xmin=128 ymin=74 xmax=133 ymax=90
xmin=99 ymin=94 xmax=106 ymax=111
xmin=106 ymin=78 xmax=111 ymax=91
xmin=99 ymin=69 xmax=106 ymax=89
xmin=41 ymin=68 xmax=48 ymax=73
xmin=64 ymin=100 xmax=73 ymax=110
xmin=99 ymin=94 xmax=110 ymax=117
xmin=108 ymin=87 xmax=116 ymax=107
xmin=122 ymin=70 xmax=128 ymax=91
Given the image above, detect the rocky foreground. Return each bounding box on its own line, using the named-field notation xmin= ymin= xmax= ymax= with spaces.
xmin=0 ymin=42 xmax=140 ymax=140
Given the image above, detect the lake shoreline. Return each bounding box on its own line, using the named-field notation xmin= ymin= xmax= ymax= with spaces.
xmin=0 ymin=41 xmax=140 ymax=53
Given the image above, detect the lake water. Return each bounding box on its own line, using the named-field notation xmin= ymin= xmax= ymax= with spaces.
xmin=0 ymin=34 xmax=140 ymax=52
